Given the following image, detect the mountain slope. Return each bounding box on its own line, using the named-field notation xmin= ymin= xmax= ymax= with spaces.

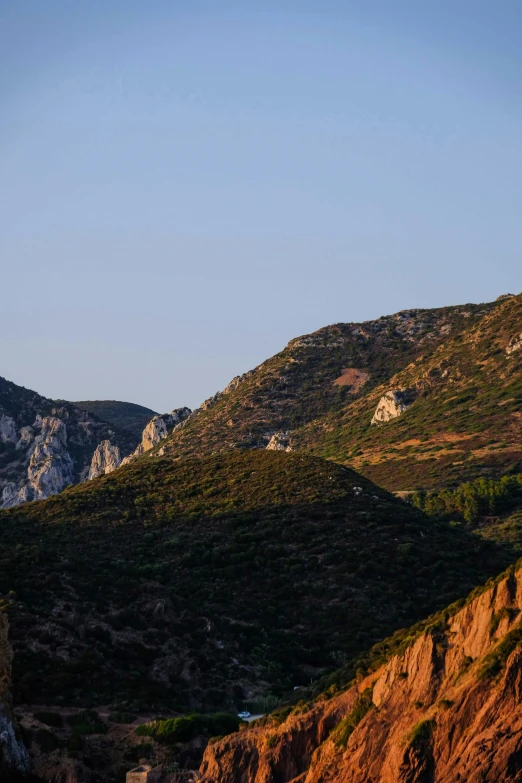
xmin=72 ymin=400 xmax=157 ymax=439
xmin=305 ymin=292 xmax=522 ymax=490
xmin=201 ymin=561 xmax=522 ymax=783
xmin=0 ymin=377 xmax=138 ymax=508
xmin=0 ymin=451 xmax=509 ymax=711
xmin=160 ymin=301 xmax=498 ymax=460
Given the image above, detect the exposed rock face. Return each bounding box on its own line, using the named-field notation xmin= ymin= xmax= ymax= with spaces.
xmin=0 ymin=416 xmax=17 ymax=445
xmin=265 ymin=432 xmax=293 ymax=452
xmin=0 ymin=376 xmax=137 ymax=508
xmin=506 ymin=332 xmax=522 ymax=355
xmin=200 ymin=566 xmax=522 ymax=783
xmin=120 ymin=408 xmax=191 ymax=466
xmin=371 ymin=389 xmax=416 ymax=425
xmin=0 ymin=613 xmax=31 ymax=779
xmin=88 ymin=440 xmax=122 ymax=480
xmin=2 ymin=416 xmax=74 ymax=507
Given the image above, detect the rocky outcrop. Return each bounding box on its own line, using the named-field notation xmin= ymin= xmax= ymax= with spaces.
xmin=200 ymin=565 xmax=522 ymax=783
xmin=88 ymin=440 xmax=122 ymax=480
xmin=265 ymin=432 xmax=293 ymax=452
xmin=2 ymin=416 xmax=74 ymax=507
xmin=0 ymin=416 xmax=17 ymax=445
xmin=120 ymin=408 xmax=191 ymax=466
xmin=371 ymin=389 xmax=416 ymax=425
xmin=0 ymin=376 xmax=137 ymax=507
xmin=506 ymin=332 xmax=522 ymax=355
xmin=0 ymin=613 xmax=31 ymax=779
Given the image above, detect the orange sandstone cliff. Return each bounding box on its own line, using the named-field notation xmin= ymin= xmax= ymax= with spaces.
xmin=201 ymin=567 xmax=522 ymax=783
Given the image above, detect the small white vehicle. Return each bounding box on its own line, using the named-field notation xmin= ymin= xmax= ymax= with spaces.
xmin=238 ymin=711 xmax=251 ymax=720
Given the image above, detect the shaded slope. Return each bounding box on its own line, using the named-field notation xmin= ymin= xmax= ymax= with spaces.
xmin=161 ymin=302 xmax=497 ymax=460
xmin=305 ymin=292 xmax=522 ymax=490
xmin=201 ymin=562 xmax=522 ymax=783
xmin=0 ymin=452 xmax=509 ymax=711
xmin=72 ymin=400 xmax=157 ymax=438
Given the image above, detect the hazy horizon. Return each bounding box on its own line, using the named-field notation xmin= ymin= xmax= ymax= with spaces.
xmin=2 ymin=0 xmax=521 ymax=411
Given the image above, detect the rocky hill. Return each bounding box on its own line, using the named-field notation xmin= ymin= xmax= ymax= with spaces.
xmin=201 ymin=561 xmax=522 ymax=783
xmin=304 ymin=292 xmax=522 ymax=491
xmin=72 ymin=400 xmax=158 ymax=439
xmin=0 ymin=451 xmax=509 ymax=713
xmin=0 ymin=377 xmax=138 ymax=509
xmin=157 ymin=295 xmax=522 ymax=490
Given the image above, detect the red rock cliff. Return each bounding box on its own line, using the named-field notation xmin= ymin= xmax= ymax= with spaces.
xmin=201 ymin=567 xmax=522 ymax=783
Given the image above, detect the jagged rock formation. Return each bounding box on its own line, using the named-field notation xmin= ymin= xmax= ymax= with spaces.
xmin=0 ymin=377 xmax=137 ymax=508
xmin=265 ymin=432 xmax=292 ymax=452
xmin=507 ymin=332 xmax=522 ymax=355
xmin=370 ymin=389 xmax=416 ymax=425
xmin=200 ymin=564 xmax=522 ymax=783
xmin=120 ymin=408 xmax=191 ymax=466
xmin=88 ymin=440 xmax=122 ymax=480
xmin=0 ymin=613 xmax=31 ymax=780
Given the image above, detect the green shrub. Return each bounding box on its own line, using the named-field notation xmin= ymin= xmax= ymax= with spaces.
xmin=478 ymin=622 xmax=522 ymax=679
xmin=135 ymin=713 xmax=241 ymax=743
xmin=408 ymin=719 xmax=436 ymax=748
xmin=331 ymin=689 xmax=373 ymax=749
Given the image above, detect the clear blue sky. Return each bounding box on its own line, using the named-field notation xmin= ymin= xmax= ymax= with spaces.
xmin=1 ymin=0 xmax=521 ymax=412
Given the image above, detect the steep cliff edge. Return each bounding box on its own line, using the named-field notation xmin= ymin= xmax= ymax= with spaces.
xmin=0 ymin=612 xmax=31 ymax=780
xmin=201 ymin=564 xmax=522 ymax=783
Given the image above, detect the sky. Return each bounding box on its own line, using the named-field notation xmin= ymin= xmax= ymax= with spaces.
xmin=1 ymin=0 xmax=521 ymax=412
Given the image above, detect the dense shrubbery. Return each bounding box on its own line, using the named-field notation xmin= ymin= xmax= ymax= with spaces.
xmin=411 ymin=475 xmax=522 ymax=524
xmin=0 ymin=451 xmax=512 ymax=709
xmin=135 ymin=713 xmax=242 ymax=743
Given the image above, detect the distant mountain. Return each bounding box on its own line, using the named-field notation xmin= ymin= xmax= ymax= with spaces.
xmin=203 ymin=561 xmax=522 ymax=783
xmin=0 ymin=450 xmax=509 ymax=712
xmin=158 ymin=295 xmax=522 ymax=490
xmin=72 ymin=399 xmax=157 ymax=439
xmin=0 ymin=376 xmax=138 ymax=508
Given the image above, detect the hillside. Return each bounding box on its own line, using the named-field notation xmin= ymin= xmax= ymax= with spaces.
xmin=202 ymin=561 xmax=522 ymax=783
xmin=160 ymin=301 xmax=498 ymax=461
xmin=155 ymin=294 xmax=522 ymax=493
xmin=0 ymin=452 xmax=510 ymax=713
xmin=0 ymin=377 xmax=138 ymax=509
xmin=72 ymin=400 xmax=157 ymax=439
xmin=305 ymin=292 xmax=522 ymax=490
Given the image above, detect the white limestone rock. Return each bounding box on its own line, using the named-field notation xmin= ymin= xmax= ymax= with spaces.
xmin=88 ymin=440 xmax=122 ymax=480
xmin=121 ymin=407 xmax=191 ymax=465
xmin=0 ymin=416 xmax=17 ymax=445
xmin=266 ymin=432 xmax=293 ymax=452
xmin=371 ymin=389 xmax=416 ymax=425
xmin=1 ymin=417 xmax=74 ymax=508
xmin=506 ymin=333 xmax=522 ymax=355
xmin=16 ymin=426 xmax=34 ymax=450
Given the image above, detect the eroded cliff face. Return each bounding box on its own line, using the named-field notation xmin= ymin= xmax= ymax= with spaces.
xmin=0 ymin=613 xmax=31 ymax=779
xmin=0 ymin=377 xmax=137 ymax=508
xmin=119 ymin=407 xmax=191 ymax=465
xmin=201 ymin=567 xmax=522 ymax=783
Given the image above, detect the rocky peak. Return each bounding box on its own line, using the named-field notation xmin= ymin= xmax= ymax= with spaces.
xmin=88 ymin=440 xmax=123 ymax=480
xmin=119 ymin=408 xmax=192 ymax=467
